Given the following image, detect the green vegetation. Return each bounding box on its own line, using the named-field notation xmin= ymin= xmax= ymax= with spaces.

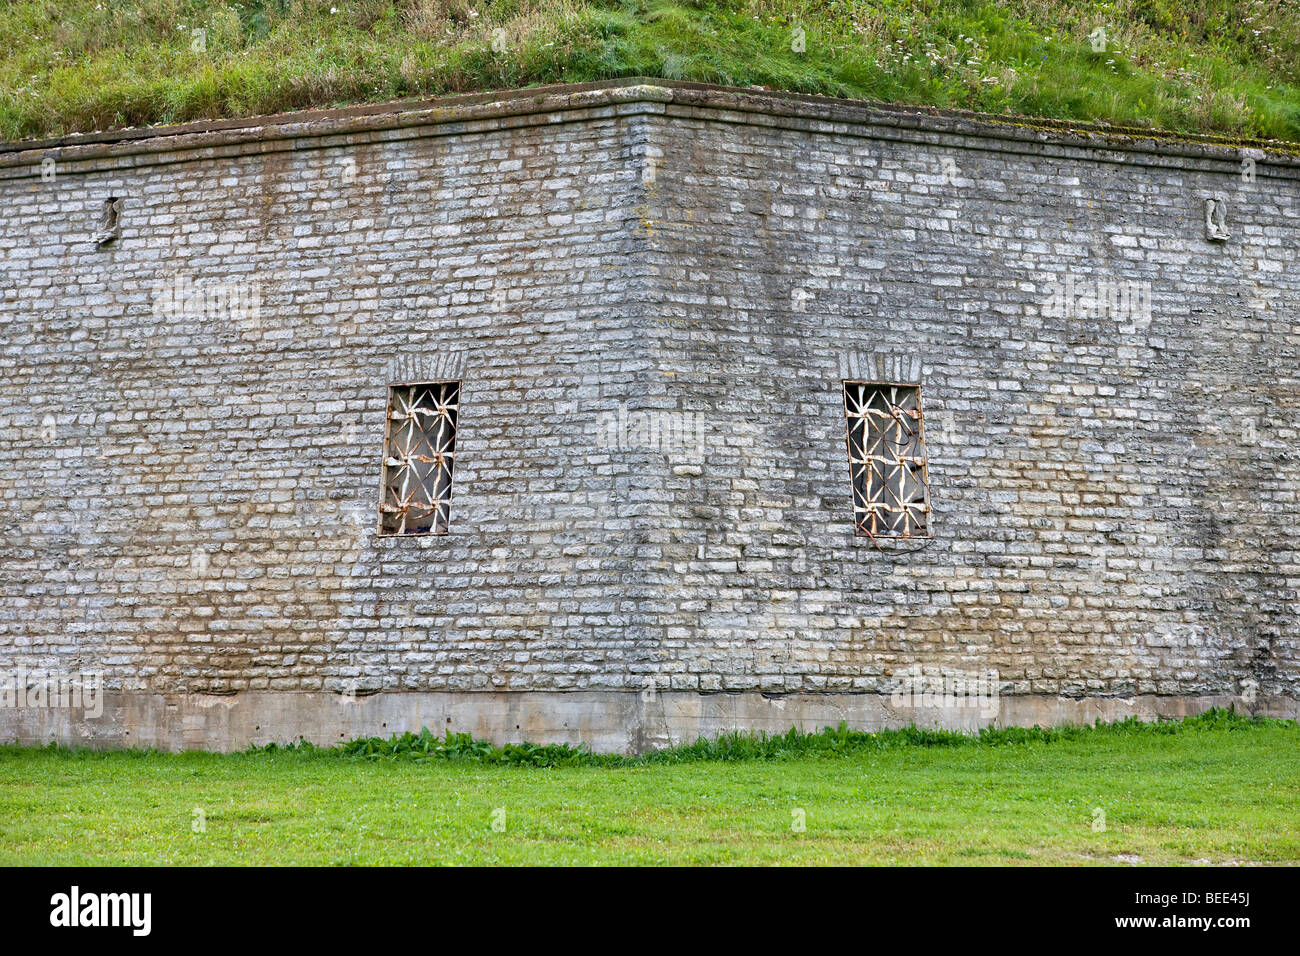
xmin=324 ymin=707 xmax=1293 ymax=765
xmin=2 ymin=711 xmax=1296 ymax=865
xmin=0 ymin=0 xmax=1296 ymax=143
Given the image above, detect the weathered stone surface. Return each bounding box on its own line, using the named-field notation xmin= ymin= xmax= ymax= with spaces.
xmin=0 ymin=80 xmax=1295 ymax=751
xmin=1 ymin=689 xmax=1293 ymax=755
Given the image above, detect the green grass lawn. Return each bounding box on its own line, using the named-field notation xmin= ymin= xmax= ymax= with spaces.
xmin=2 ymin=714 xmax=1296 ymax=865
xmin=1 ymin=0 xmax=1297 ymax=143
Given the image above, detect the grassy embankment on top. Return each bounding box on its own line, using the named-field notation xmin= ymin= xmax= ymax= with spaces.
xmin=0 ymin=0 xmax=1297 ymax=143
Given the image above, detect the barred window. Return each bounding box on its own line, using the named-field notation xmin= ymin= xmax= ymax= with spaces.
xmin=379 ymin=381 xmax=459 ymax=535
xmin=843 ymin=382 xmax=931 ymax=539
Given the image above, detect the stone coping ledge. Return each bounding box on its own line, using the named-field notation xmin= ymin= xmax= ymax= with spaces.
xmin=1 ymin=78 xmax=1296 ymax=181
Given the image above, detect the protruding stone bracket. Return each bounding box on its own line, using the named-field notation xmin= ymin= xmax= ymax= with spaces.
xmin=91 ymin=197 xmax=123 ymax=246
xmin=1204 ymin=193 xmax=1230 ymax=242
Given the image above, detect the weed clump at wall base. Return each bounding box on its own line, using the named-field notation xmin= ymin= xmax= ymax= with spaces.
xmin=246 ymin=708 xmax=1294 ymax=767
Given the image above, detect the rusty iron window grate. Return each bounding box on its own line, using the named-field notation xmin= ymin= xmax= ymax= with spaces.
xmin=843 ymin=381 xmax=932 ymax=540
xmin=379 ymin=381 xmax=459 ymax=535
